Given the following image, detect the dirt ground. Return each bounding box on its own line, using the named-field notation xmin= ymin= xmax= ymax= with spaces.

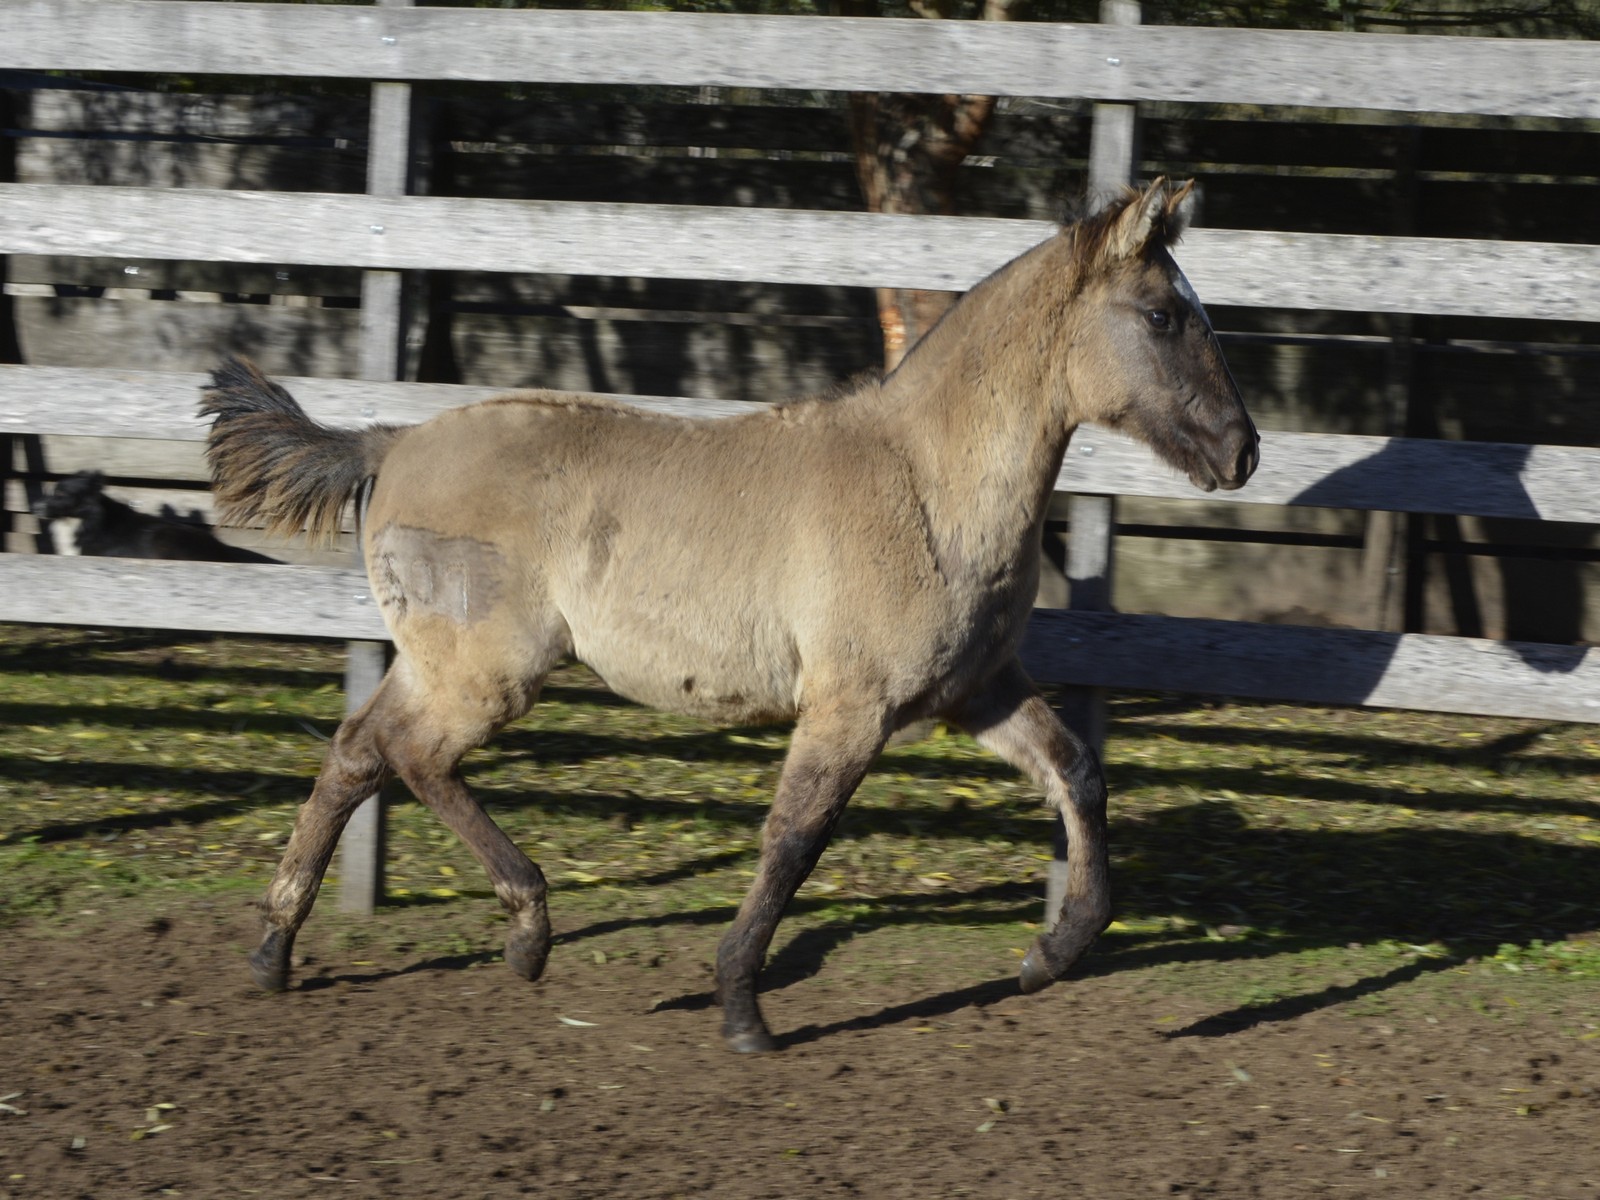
xmin=3 ymin=899 xmax=1597 ymax=1200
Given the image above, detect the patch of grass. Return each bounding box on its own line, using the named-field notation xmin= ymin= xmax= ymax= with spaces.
xmin=2 ymin=624 xmax=1598 ymax=1026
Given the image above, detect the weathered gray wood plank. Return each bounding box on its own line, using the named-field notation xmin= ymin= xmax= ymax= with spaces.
xmin=5 ymin=367 xmax=1598 ymax=522
xmin=0 ymin=183 xmax=1050 ymax=289
xmin=0 ymin=365 xmax=752 ymax=440
xmin=1020 ymin=610 xmax=1600 ymax=723
xmin=343 ymin=26 xmax=413 ymax=914
xmin=7 ymin=186 xmax=1596 ymax=320
xmin=6 ymin=3 xmax=1598 ymax=118
xmin=1178 ymin=229 xmax=1600 ymax=322
xmin=339 ymin=634 xmax=388 ymax=912
xmin=1058 ymin=426 xmax=1600 ymax=524
xmin=4 ymin=556 xmax=1592 ymax=723
xmin=6 ymin=436 xmax=208 ymax=481
xmin=0 ymin=556 xmax=388 ymax=640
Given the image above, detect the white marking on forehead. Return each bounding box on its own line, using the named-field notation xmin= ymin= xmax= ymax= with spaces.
xmin=1172 ymin=265 xmax=1216 ymax=335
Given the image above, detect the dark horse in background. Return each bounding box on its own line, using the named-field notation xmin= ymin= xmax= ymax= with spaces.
xmin=200 ymin=179 xmax=1258 ymax=1053
xmin=35 ymin=469 xmax=278 ymax=562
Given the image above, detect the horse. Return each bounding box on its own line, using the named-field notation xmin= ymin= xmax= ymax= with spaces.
xmin=34 ymin=469 xmax=279 ymax=563
xmin=200 ymin=178 xmax=1258 ymax=1053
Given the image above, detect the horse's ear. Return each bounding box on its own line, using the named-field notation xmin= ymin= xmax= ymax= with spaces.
xmin=1163 ymin=179 xmax=1196 ymax=242
xmin=1100 ymin=177 xmax=1170 ymax=263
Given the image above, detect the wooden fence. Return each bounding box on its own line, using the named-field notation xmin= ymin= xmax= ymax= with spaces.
xmin=3 ymin=0 xmax=1599 ymax=912
xmin=6 ymin=47 xmax=1600 ymax=635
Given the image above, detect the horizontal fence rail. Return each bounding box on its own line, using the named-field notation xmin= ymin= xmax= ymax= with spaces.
xmin=5 ymin=185 xmax=1599 ymax=319
xmin=0 ymin=556 xmax=386 ymax=641
xmin=9 ymin=366 xmax=1600 ymax=524
xmin=0 ymin=367 xmax=747 ymax=439
xmin=6 ymin=2 xmax=1600 ymax=118
xmin=1021 ymin=611 xmax=1600 ymax=723
xmin=1059 ymin=426 xmax=1600 ymax=524
xmin=5 ymin=367 xmax=1600 ymax=525
xmin=4 ymin=555 xmax=1594 ymax=724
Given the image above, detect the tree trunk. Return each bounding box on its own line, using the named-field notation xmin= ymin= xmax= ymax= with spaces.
xmin=842 ymin=0 xmax=1022 ymax=370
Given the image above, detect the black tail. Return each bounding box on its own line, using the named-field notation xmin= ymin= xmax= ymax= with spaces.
xmin=199 ymin=357 xmax=406 ymax=546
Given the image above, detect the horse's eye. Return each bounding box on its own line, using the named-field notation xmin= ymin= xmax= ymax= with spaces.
xmin=1145 ymin=309 xmax=1171 ymax=331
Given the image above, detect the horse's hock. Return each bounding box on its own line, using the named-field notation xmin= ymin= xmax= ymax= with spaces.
xmin=3 ymin=4 xmax=1599 ymax=925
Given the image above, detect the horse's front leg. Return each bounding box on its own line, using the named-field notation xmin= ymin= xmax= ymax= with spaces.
xmin=947 ymin=658 xmax=1111 ymax=993
xmin=715 ymin=700 xmax=889 ymax=1053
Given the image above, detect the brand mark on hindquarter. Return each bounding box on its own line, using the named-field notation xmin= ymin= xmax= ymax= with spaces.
xmin=370 ymin=524 xmax=505 ymax=624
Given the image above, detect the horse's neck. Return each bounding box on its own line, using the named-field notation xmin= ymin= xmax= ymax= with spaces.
xmin=869 ymin=238 xmax=1079 ymax=581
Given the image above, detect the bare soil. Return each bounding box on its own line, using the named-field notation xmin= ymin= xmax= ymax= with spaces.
xmin=4 ymin=900 xmax=1597 ymax=1200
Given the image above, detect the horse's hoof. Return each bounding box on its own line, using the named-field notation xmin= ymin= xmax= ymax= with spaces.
xmin=1018 ymin=947 xmax=1057 ymax=995
xmin=725 ymin=1028 xmax=779 ymax=1054
xmin=249 ymin=944 xmax=289 ymax=993
xmin=504 ymin=933 xmax=550 ymax=982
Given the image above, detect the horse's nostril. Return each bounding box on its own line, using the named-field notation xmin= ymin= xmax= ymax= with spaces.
xmin=1237 ymin=439 xmax=1259 ymax=480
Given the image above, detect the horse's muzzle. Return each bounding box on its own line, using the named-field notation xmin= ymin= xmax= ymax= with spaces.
xmin=1218 ymin=424 xmax=1261 ymax=490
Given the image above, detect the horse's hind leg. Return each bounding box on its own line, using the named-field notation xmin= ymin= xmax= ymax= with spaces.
xmin=252 ymin=649 xmax=552 ymax=991
xmin=373 ymin=659 xmax=553 ymax=982
xmin=945 ymin=658 xmax=1111 ymax=993
xmin=382 ymin=739 xmax=553 ymax=983
xmin=251 ymin=692 xmax=394 ymax=991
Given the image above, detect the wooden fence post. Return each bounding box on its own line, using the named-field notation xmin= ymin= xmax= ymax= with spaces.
xmin=1045 ymin=0 xmax=1140 ymax=930
xmin=1 ymin=434 xmax=50 ymax=555
xmin=338 ymin=0 xmax=414 ymax=915
xmin=1361 ymin=126 xmax=1420 ymax=634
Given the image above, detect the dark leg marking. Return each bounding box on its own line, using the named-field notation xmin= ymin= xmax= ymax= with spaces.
xmin=715 ymin=704 xmax=888 ymax=1052
xmin=250 ymin=699 xmax=392 ymax=991
xmin=383 ymin=745 xmax=551 ymax=983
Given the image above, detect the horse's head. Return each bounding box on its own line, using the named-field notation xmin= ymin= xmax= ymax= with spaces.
xmin=1065 ymin=179 xmax=1258 ymax=492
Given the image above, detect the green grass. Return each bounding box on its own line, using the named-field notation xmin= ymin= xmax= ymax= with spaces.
xmin=3 ymin=624 xmax=1598 ymax=1029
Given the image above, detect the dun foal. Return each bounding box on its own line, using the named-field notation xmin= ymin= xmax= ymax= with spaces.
xmin=202 ymin=179 xmax=1257 ymax=1052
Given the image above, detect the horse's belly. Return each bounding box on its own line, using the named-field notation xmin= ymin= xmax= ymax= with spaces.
xmin=569 ymin=615 xmax=799 ymax=726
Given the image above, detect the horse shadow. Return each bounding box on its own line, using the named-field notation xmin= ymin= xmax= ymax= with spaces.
xmin=637 ymin=778 xmax=1599 ymax=1044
